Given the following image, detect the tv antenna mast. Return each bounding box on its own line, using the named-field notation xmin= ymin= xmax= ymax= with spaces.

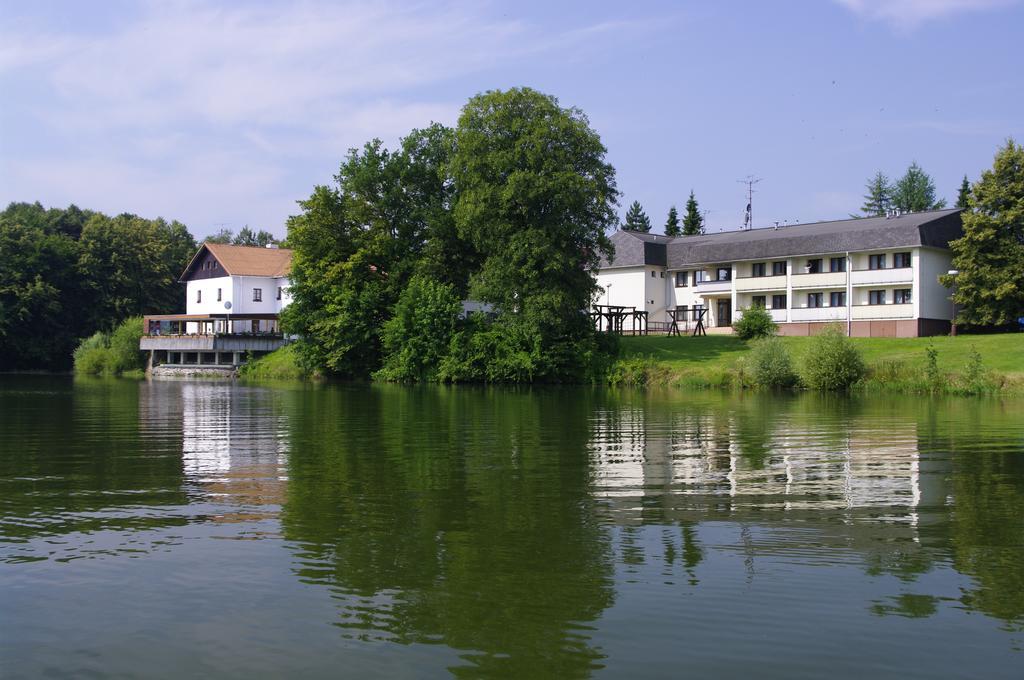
xmin=737 ymin=175 xmax=762 ymax=230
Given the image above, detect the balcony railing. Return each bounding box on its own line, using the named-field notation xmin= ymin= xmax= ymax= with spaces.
xmin=852 ymin=303 xmax=914 ymax=320
xmin=790 ymin=306 xmax=848 ymax=322
xmin=695 ymin=278 xmax=731 ymax=293
xmin=850 ymin=267 xmax=913 ymax=286
xmin=734 ymin=274 xmax=787 ymax=292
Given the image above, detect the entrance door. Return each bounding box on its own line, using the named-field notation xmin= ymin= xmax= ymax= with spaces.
xmin=716 ymin=299 xmax=732 ymax=327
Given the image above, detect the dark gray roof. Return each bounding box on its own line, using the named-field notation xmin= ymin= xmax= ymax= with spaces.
xmin=599 ymin=209 xmax=963 ymax=269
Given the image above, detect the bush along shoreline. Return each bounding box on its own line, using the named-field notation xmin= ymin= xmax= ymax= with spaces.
xmin=606 ymin=327 xmax=1018 ymax=396
xmin=72 ymin=316 xmax=146 ymax=378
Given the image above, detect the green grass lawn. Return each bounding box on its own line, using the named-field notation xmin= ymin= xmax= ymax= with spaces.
xmin=619 ymin=333 xmax=1024 ymax=378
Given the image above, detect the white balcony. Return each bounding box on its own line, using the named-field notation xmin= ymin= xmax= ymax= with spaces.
xmin=734 ymin=274 xmax=787 ymax=292
xmin=850 ymin=267 xmax=913 ymax=287
xmin=790 ymin=271 xmax=847 ymax=289
xmin=695 ymin=279 xmax=732 ymax=293
xmin=790 ymin=306 xmax=849 ymax=322
xmin=852 ymin=303 xmax=914 ymax=320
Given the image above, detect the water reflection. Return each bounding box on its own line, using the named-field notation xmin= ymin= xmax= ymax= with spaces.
xmin=2 ymin=378 xmax=1023 ymax=678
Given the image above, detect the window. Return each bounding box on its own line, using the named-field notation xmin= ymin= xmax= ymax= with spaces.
xmin=807 ymin=292 xmax=823 ymax=308
xmin=716 ymin=267 xmax=731 ymax=282
xmin=894 ymin=252 xmax=911 ymax=268
xmin=651 ymin=270 xmax=656 ymax=278
xmin=696 ymin=270 xmax=707 ymax=283
xmin=217 ymin=288 xmax=222 ymax=302
xmin=830 ymin=291 xmax=846 ymax=307
xmin=675 ymin=271 xmax=688 ymax=287
xmin=751 ymin=262 xmax=766 ymax=278
xmin=253 ymin=288 xmax=262 ymax=302
xmin=276 ymin=286 xmax=282 ymax=300
xmin=869 ymin=254 xmax=886 ymax=270
xmin=196 ymin=289 xmax=202 ymax=303
xmin=830 ymin=257 xmax=846 ymax=273
xmin=752 ymin=295 xmax=766 ymax=308
xmin=772 ymin=294 xmax=787 ymax=309
xmin=869 ymin=290 xmax=886 ymax=305
xmin=805 ymin=259 xmax=822 ymax=274
xmin=772 ymin=261 xmax=787 ymax=276
xmin=894 ymin=288 xmax=912 ymax=304
xmin=660 ymin=271 xmax=665 ymax=278
xmin=675 ymin=305 xmax=688 ymax=322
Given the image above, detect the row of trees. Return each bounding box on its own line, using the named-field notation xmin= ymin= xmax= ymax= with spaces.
xmin=205 ymin=225 xmax=278 ymax=247
xmin=0 ymin=203 xmax=198 ymax=370
xmin=859 ymin=162 xmax=950 ymax=216
xmin=282 ymin=87 xmax=619 ymax=382
xmin=622 ymin=191 xmax=705 ymax=236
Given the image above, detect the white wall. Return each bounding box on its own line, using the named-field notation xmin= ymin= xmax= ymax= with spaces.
xmin=595 ymin=268 xmax=647 ymax=309
xmin=186 ymin=276 xmax=292 ymax=315
xmin=186 ymin=276 xmax=234 ymax=315
xmin=916 ymin=247 xmax=954 ymax=320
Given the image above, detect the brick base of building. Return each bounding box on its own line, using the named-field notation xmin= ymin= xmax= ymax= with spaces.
xmin=777 ymin=318 xmax=951 ymax=338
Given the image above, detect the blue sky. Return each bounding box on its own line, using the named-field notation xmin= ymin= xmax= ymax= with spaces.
xmin=2 ymin=0 xmax=1022 ymax=238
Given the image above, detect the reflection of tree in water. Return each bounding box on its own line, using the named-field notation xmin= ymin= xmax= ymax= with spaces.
xmin=937 ymin=400 xmax=1024 ymax=630
xmin=0 ymin=378 xmax=188 ymax=555
xmin=281 ymin=386 xmax=616 ymax=677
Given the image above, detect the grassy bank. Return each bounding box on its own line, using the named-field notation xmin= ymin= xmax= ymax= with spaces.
xmin=614 ymin=333 xmax=1024 ymax=394
xmin=236 ymin=344 xmax=311 ymax=381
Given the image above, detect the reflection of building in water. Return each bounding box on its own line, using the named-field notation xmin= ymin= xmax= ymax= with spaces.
xmin=589 ymin=404 xmax=949 ymax=524
xmin=142 ymin=381 xmax=290 ymax=514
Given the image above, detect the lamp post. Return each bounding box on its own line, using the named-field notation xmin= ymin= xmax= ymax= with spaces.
xmin=947 ymin=269 xmax=959 ymax=336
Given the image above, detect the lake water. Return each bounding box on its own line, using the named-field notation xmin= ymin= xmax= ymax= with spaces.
xmin=1 ymin=377 xmax=1022 ymax=678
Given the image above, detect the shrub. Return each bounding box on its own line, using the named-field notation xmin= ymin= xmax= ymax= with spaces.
xmin=957 ymin=345 xmax=994 ymax=395
xmin=733 ymin=305 xmax=777 ymax=340
xmin=72 ymin=317 xmax=144 ymax=376
xmin=375 ymin=275 xmax=462 ymax=382
xmin=748 ymin=336 xmax=799 ymax=388
xmin=802 ymin=324 xmax=866 ymax=390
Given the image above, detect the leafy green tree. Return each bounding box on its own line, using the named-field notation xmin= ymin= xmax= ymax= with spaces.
xmin=375 ymin=275 xmax=461 ymax=382
xmin=860 ymin=171 xmax=894 ymax=216
xmin=941 ymin=139 xmax=1024 ymax=326
xmin=682 ymin=190 xmax=704 ymax=235
xmin=664 ymin=205 xmax=680 ymax=236
xmin=232 ymin=226 xmax=277 ymax=247
xmin=283 ymin=124 xmax=465 ymax=377
xmin=205 ymin=228 xmax=234 ymax=244
xmin=802 ymin=324 xmax=866 ymax=390
xmin=451 ymin=87 xmax=617 ymax=381
xmin=622 ymin=200 xmax=651 ymax=232
xmin=77 ymin=213 xmax=196 ymax=328
xmin=893 ymin=162 xmax=947 ymax=212
xmin=956 ymin=175 xmax=972 ymax=209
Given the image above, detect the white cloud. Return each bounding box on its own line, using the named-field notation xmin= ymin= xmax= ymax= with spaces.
xmin=0 ymin=1 xmax=645 ymax=235
xmin=834 ymin=0 xmax=1017 ymax=27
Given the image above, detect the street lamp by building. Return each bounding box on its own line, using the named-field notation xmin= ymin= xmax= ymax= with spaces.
xmin=947 ymin=269 xmax=959 ymax=336
xmin=605 ymin=282 xmax=613 ymax=307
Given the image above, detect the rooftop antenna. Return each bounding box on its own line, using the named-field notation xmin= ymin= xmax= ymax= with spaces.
xmin=737 ymin=175 xmax=762 ymax=230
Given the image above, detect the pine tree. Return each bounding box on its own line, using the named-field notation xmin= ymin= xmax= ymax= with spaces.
xmin=682 ymin=191 xmax=704 ymax=235
xmin=956 ymin=175 xmax=972 ymax=209
xmin=860 ymin=171 xmax=893 ymax=217
xmin=941 ymin=140 xmax=1024 ymax=326
xmin=664 ymin=205 xmax=680 ymax=236
xmin=893 ymin=162 xmax=947 ymax=212
xmin=622 ymin=200 xmax=652 ymax=233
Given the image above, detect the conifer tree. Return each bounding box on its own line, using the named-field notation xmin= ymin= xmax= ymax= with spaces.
xmin=682 ymin=191 xmax=704 ymax=235
xmin=941 ymin=140 xmax=1024 ymax=326
xmin=893 ymin=162 xmax=946 ymax=212
xmin=664 ymin=205 xmax=680 ymax=236
xmin=622 ymin=200 xmax=652 ymax=233
xmin=956 ymin=175 xmax=972 ymax=209
xmin=860 ymin=171 xmax=893 ymax=217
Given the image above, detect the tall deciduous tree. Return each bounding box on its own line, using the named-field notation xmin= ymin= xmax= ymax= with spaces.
xmin=893 ymin=162 xmax=947 ymax=212
xmin=283 ymin=124 xmax=467 ymax=377
xmin=956 ymin=175 xmax=972 ymax=209
xmin=860 ymin=171 xmax=894 ymax=216
xmin=233 ymin=226 xmax=277 ymax=247
xmin=664 ymin=205 xmax=680 ymax=236
xmin=941 ymin=139 xmax=1024 ymax=326
xmin=451 ymin=87 xmax=617 ymax=381
xmin=622 ymin=200 xmax=651 ymax=233
xmin=682 ymin=191 xmax=704 ymax=235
